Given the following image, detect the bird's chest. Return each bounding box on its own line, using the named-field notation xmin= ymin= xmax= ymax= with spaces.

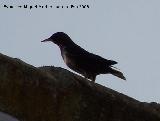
xmin=61 ymin=48 xmax=74 ymax=66
xmin=62 ymin=52 xmax=70 ymax=65
xmin=60 ymin=47 xmax=85 ymax=75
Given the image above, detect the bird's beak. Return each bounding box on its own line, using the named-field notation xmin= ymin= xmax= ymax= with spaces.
xmin=41 ymin=38 xmax=52 ymax=42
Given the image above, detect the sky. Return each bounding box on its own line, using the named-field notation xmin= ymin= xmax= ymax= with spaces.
xmin=0 ymin=0 xmax=160 ymax=120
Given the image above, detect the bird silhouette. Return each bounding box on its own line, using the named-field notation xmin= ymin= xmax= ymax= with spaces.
xmin=41 ymin=32 xmax=126 ymax=82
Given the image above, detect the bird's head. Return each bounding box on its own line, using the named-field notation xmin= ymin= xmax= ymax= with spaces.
xmin=41 ymin=32 xmax=73 ymax=46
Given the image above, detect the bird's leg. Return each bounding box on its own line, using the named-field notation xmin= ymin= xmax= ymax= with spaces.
xmin=91 ymin=75 xmax=96 ymax=83
xmin=84 ymin=76 xmax=87 ymax=80
xmin=84 ymin=73 xmax=96 ymax=82
xmin=84 ymin=72 xmax=89 ymax=80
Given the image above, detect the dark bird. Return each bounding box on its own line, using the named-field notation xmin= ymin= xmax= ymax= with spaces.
xmin=41 ymin=32 xmax=126 ymax=82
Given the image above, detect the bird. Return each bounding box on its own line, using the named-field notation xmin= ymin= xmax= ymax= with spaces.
xmin=41 ymin=32 xmax=126 ymax=82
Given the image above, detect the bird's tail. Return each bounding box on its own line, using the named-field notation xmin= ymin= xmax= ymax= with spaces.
xmin=109 ymin=67 xmax=126 ymax=80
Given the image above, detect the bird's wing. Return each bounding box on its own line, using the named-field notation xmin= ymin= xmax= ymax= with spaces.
xmin=65 ymin=45 xmax=117 ymax=66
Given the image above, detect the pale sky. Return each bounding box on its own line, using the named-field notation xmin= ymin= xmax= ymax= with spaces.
xmin=0 ymin=0 xmax=160 ymax=120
